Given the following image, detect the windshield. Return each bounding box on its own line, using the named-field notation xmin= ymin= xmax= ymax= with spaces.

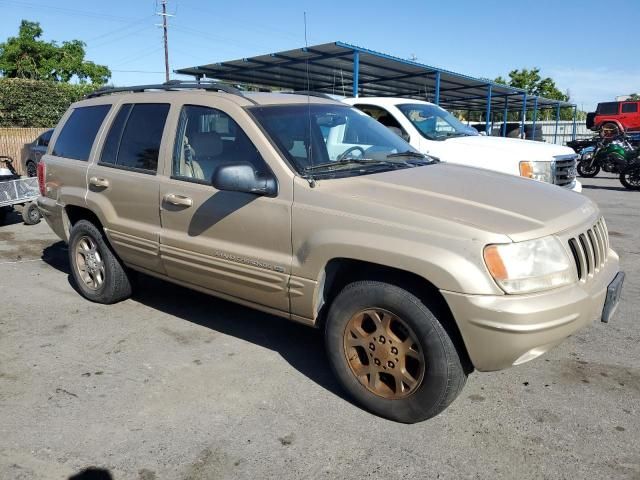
xmin=250 ymin=104 xmax=431 ymax=178
xmin=397 ymin=103 xmax=478 ymax=141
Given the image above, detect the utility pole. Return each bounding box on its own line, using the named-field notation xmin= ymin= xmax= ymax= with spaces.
xmin=156 ymin=0 xmax=171 ymax=82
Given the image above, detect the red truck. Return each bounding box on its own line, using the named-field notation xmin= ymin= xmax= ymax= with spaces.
xmin=587 ymin=100 xmax=640 ymax=133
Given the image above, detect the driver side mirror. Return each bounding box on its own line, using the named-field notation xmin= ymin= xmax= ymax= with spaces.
xmin=211 ymin=163 xmax=277 ymax=197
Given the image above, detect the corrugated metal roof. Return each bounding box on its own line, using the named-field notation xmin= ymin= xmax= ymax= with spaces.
xmin=175 ymin=41 xmax=575 ymax=113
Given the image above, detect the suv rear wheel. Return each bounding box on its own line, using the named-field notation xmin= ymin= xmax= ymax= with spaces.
xmin=68 ymin=220 xmax=132 ymax=304
xmin=325 ymin=281 xmax=467 ymax=423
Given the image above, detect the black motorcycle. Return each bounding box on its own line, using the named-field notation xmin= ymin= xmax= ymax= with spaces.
xmin=575 ymin=131 xmax=638 ymax=178
xmin=619 ymin=156 xmax=640 ymax=190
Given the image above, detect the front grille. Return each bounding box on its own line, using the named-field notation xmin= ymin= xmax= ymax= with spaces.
xmin=568 ymin=217 xmax=609 ymax=281
xmin=554 ymin=155 xmax=577 ymax=188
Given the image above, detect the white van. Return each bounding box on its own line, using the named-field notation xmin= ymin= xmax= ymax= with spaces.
xmin=343 ymin=97 xmax=581 ymax=192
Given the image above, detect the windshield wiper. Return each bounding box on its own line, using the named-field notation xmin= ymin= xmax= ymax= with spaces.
xmin=304 ymin=158 xmax=398 ymax=172
xmin=386 ymin=150 xmax=428 ymax=160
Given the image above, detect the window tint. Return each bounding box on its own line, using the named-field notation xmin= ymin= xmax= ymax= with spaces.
xmin=597 ymin=102 xmax=619 ymax=115
xmin=172 ymin=105 xmax=268 ymax=182
xmin=52 ymin=105 xmax=110 ymax=160
xmin=621 ymin=103 xmax=638 ymax=113
xmin=100 ymin=103 xmax=169 ymax=172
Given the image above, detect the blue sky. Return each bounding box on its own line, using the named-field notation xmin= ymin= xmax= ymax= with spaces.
xmin=1 ymin=0 xmax=638 ymax=111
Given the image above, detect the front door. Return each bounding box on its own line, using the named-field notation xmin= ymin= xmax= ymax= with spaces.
xmin=621 ymin=102 xmax=640 ymax=130
xmin=85 ymin=102 xmax=171 ymax=274
xmin=158 ymin=103 xmax=292 ymax=313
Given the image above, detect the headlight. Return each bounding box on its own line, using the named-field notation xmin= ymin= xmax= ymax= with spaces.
xmin=519 ymin=161 xmax=553 ymax=183
xmin=483 ymin=236 xmax=575 ymax=294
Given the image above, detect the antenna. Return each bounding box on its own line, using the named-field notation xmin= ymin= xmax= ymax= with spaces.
xmin=303 ymin=11 xmax=316 ymax=186
xmin=155 ymin=0 xmax=174 ymax=82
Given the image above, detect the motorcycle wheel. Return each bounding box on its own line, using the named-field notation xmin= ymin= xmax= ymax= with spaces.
xmin=620 ymin=168 xmax=640 ymax=190
xmin=577 ymin=162 xmax=600 ymax=178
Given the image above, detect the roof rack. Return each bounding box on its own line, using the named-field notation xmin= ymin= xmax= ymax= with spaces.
xmin=86 ymin=80 xmax=255 ymax=102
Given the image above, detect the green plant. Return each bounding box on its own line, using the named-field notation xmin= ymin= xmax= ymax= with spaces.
xmin=0 ymin=78 xmax=99 ymax=127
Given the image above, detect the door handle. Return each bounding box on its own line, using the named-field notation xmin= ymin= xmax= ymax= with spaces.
xmin=89 ymin=176 xmax=109 ymax=188
xmin=164 ymin=193 xmax=193 ymax=207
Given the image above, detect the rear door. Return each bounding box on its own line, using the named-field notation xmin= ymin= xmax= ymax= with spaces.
xmin=85 ymin=101 xmax=171 ymax=274
xmin=157 ymin=101 xmax=292 ymax=313
xmin=620 ymin=102 xmax=640 ymax=130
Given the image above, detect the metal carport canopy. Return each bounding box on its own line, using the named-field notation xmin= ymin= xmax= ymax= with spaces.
xmin=175 ymin=41 xmax=578 ymax=139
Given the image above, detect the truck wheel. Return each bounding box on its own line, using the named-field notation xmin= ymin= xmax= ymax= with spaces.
xmin=325 ymin=281 xmax=467 ymax=423
xmin=22 ymin=202 xmax=41 ymax=225
xmin=26 ymin=161 xmax=37 ymax=178
xmin=577 ymin=162 xmax=600 ymax=178
xmin=68 ymin=219 xmax=132 ymax=304
xmin=601 ymin=122 xmax=620 ymax=138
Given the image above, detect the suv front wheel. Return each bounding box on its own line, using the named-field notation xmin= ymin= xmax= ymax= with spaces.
xmin=68 ymin=220 xmax=132 ymax=304
xmin=325 ymin=281 xmax=467 ymax=423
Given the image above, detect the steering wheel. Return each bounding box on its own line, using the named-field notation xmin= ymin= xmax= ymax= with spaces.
xmin=337 ymin=146 xmax=366 ymax=160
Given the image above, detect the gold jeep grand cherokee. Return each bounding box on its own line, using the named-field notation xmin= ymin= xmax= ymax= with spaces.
xmin=37 ymin=81 xmax=624 ymax=423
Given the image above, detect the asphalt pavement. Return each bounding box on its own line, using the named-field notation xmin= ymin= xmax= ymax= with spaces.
xmin=0 ymin=175 xmax=638 ymax=479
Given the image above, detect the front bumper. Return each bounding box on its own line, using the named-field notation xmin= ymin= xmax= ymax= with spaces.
xmin=442 ymin=250 xmax=620 ymax=371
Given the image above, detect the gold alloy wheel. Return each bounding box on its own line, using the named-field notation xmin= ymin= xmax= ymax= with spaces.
xmin=75 ymin=235 xmax=105 ymax=291
xmin=343 ymin=308 xmax=426 ymax=399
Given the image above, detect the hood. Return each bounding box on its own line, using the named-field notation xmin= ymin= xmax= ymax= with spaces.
xmin=320 ymin=163 xmax=597 ymax=242
xmin=425 ymin=134 xmax=575 ymax=162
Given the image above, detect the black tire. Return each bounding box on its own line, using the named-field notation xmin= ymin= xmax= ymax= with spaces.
xmin=22 ymin=202 xmax=41 ymax=225
xmin=68 ymin=219 xmax=132 ymax=303
xmin=577 ymin=161 xmax=601 ymax=178
xmin=26 ymin=161 xmax=37 ymax=178
xmin=0 ymin=206 xmax=9 ymax=226
xmin=325 ymin=281 xmax=467 ymax=423
xmin=620 ymin=168 xmax=640 ymax=190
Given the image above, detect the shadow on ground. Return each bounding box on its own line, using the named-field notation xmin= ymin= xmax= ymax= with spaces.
xmin=41 ymin=242 xmax=350 ymax=405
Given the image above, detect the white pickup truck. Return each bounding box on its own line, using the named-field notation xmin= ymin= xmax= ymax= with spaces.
xmin=343 ymin=97 xmax=581 ymax=192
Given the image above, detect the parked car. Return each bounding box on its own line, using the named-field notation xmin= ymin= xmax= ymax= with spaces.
xmin=343 ymin=98 xmax=581 ymax=192
xmin=38 ymin=81 xmax=623 ymax=423
xmin=587 ymin=100 xmax=640 ymax=133
xmin=22 ymin=129 xmax=53 ymax=177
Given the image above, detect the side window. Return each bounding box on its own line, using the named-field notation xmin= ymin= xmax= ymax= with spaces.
xmin=621 ymin=103 xmax=638 ymax=113
xmin=172 ymin=105 xmax=268 ymax=182
xmin=100 ymin=103 xmax=170 ymax=173
xmin=52 ymin=105 xmax=110 ymax=161
xmin=38 ymin=130 xmax=52 ymax=147
xmin=597 ymin=102 xmax=619 ymax=115
xmin=352 ymin=104 xmax=408 ymax=141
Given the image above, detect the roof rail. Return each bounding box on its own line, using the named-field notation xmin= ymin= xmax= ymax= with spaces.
xmin=291 ymin=90 xmax=338 ymax=100
xmin=86 ymin=80 xmax=255 ymax=102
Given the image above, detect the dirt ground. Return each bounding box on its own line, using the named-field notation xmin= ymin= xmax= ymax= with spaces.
xmin=1 ymin=175 xmax=639 ymax=479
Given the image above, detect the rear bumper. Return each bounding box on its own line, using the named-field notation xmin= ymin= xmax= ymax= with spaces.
xmin=442 ymin=250 xmax=620 ymax=371
xmin=37 ymin=196 xmax=67 ymax=242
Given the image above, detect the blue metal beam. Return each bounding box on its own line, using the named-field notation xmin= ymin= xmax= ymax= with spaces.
xmin=502 ymin=98 xmax=509 ymax=137
xmin=554 ymin=103 xmax=560 ymax=144
xmin=434 ymin=71 xmax=441 ymax=105
xmin=485 ymin=84 xmax=492 ymax=134
xmin=532 ymin=96 xmax=538 ymax=140
xmin=520 ymin=93 xmax=528 ymax=138
xmin=352 ymin=50 xmax=360 ymax=97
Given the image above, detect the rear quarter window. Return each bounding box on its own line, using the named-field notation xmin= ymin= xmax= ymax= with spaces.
xmin=597 ymin=102 xmax=619 ymax=115
xmin=51 ymin=105 xmax=111 ymax=161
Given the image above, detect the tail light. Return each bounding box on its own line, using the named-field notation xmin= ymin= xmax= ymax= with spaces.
xmin=37 ymin=160 xmax=46 ymax=196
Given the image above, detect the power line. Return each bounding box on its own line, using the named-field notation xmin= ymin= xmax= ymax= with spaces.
xmin=0 ymin=0 xmax=139 ymax=22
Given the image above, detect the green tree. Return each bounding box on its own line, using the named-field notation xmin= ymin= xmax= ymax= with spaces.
xmin=494 ymin=68 xmax=577 ymax=120
xmin=0 ymin=20 xmax=110 ymax=84
xmin=629 ymin=93 xmax=640 ymax=100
